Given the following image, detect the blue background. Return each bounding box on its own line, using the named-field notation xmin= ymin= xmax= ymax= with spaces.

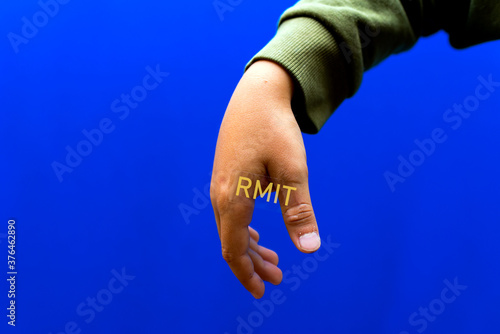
xmin=1 ymin=1 xmax=500 ymax=333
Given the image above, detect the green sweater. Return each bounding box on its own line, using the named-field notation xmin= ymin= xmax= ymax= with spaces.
xmin=245 ymin=0 xmax=500 ymax=134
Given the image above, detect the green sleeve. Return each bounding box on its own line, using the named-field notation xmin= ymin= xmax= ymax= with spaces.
xmin=245 ymin=0 xmax=500 ymax=134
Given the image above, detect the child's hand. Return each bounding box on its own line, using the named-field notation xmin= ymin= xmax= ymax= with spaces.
xmin=211 ymin=60 xmax=321 ymax=299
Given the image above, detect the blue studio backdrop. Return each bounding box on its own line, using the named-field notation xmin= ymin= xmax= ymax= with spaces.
xmin=1 ymin=1 xmax=500 ymax=333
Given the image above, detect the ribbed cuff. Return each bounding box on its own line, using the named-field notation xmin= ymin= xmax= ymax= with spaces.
xmin=245 ymin=17 xmax=350 ymax=134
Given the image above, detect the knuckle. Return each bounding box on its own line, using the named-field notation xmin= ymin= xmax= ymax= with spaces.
xmin=210 ymin=173 xmax=231 ymax=208
xmin=209 ymin=181 xmax=216 ymax=202
xmin=221 ymin=247 xmax=240 ymax=264
xmin=244 ymin=271 xmax=256 ymax=283
xmin=213 ymin=185 xmax=232 ymax=211
xmin=284 ymin=203 xmax=315 ymax=227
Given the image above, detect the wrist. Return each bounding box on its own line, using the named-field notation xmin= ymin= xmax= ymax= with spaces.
xmin=242 ymin=60 xmax=294 ymax=105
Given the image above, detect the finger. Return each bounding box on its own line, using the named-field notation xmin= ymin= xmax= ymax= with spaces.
xmin=276 ymin=170 xmax=321 ymax=253
xmin=248 ymin=248 xmax=282 ymax=285
xmin=249 ymin=226 xmax=260 ymax=242
xmin=220 ymin=204 xmax=265 ymax=298
xmin=249 ymin=238 xmax=279 ymax=266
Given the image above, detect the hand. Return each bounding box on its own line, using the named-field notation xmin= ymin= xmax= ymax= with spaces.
xmin=211 ymin=60 xmax=321 ymax=299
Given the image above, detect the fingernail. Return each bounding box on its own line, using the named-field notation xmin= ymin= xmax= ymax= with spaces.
xmin=299 ymin=232 xmax=320 ymax=251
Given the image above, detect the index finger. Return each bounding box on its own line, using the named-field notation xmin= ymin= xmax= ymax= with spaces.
xmin=219 ymin=203 xmax=265 ymax=299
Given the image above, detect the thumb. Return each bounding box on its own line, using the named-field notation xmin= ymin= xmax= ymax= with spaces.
xmin=277 ymin=172 xmax=320 ymax=253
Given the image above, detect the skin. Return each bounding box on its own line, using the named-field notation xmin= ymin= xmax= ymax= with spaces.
xmin=210 ymin=60 xmax=321 ymax=299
